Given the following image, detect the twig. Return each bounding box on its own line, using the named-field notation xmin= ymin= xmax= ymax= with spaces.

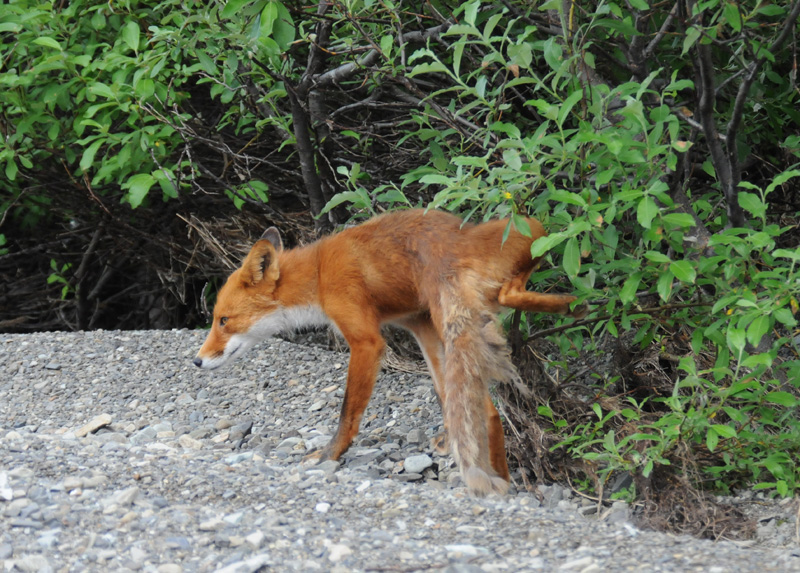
xmin=530 ymin=301 xmax=712 ymax=340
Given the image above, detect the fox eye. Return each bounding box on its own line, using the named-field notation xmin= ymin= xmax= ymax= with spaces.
xmin=219 ymin=317 xmax=228 ymax=327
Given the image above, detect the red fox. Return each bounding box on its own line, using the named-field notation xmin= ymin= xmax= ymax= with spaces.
xmin=194 ymin=209 xmax=585 ymax=496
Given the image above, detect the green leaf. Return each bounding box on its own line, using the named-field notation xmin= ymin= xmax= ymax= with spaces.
xmin=122 ymin=20 xmax=140 ymax=53
xmin=262 ymin=1 xmax=295 ymax=51
xmin=557 ymin=90 xmax=584 ymax=127
xmin=464 ymin=0 xmax=479 ymax=26
xmin=682 ymin=26 xmax=702 ymax=55
xmin=726 ymin=325 xmax=746 ymax=354
xmin=88 ymin=82 xmax=115 ymax=99
xmin=738 ymin=192 xmax=765 ymax=219
xmin=644 ymin=251 xmax=671 ymax=264
xmin=507 ymin=43 xmax=532 ymax=69
xmin=408 ymin=61 xmax=450 ymax=76
xmin=260 ymin=1 xmax=278 ymax=37
xmin=765 ymin=391 xmax=797 ymax=407
xmin=530 ymin=232 xmax=566 ymax=258
xmin=661 ymin=213 xmax=696 ymax=228
xmin=773 ymin=308 xmax=797 ymax=327
xmin=637 ymin=196 xmax=658 ymax=229
xmin=33 ymin=37 xmax=63 ymax=51
xmin=5 ymin=160 xmax=18 ymax=181
xmin=711 ymin=424 xmax=737 ymax=438
xmin=222 ymin=0 xmax=251 ymax=19
xmin=79 ymin=140 xmax=104 ymax=172
xmin=723 ymin=2 xmax=742 ymax=32
xmin=503 ymin=149 xmax=522 ymax=170
xmin=657 ymin=269 xmax=673 ymax=302
xmin=123 ymin=173 xmax=156 ymax=209
xmin=746 ymin=315 xmax=770 ymax=348
xmin=196 ymin=50 xmax=217 ymax=75
xmin=319 ymin=191 xmax=369 ymax=215
xmin=620 ymin=272 xmax=643 ymax=305
xmin=563 ymin=237 xmax=580 ymax=277
xmin=380 ymin=34 xmax=393 ymax=58
xmin=669 ymin=260 xmax=696 ymax=284
xmin=706 ymin=427 xmax=719 ymax=452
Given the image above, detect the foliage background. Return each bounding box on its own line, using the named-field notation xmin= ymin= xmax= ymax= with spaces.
xmin=2 ymin=0 xmax=800 ymax=536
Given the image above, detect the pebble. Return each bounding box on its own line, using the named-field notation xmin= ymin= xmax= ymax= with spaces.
xmin=0 ymin=330 xmax=798 ymax=572
xmin=73 ymin=413 xmax=112 ymax=437
xmin=404 ymin=453 xmax=434 ymax=474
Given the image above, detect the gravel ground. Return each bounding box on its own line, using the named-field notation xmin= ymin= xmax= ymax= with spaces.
xmin=1 ymin=329 xmax=799 ymax=573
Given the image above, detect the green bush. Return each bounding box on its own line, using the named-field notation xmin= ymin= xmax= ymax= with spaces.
xmin=320 ymin=0 xmax=800 ymax=499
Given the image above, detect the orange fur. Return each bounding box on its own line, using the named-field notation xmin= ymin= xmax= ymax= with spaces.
xmin=194 ymin=209 xmax=585 ymax=496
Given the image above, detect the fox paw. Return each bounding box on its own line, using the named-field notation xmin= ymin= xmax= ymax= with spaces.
xmin=430 ymin=431 xmax=448 ymax=454
xmin=302 ymin=446 xmax=331 ymax=464
xmin=568 ymin=303 xmax=589 ymax=320
xmin=464 ymin=467 xmax=509 ymax=497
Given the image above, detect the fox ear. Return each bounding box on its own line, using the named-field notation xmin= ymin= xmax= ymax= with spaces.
xmin=241 ymin=239 xmax=280 ymax=287
xmin=261 ymin=227 xmax=283 ymax=251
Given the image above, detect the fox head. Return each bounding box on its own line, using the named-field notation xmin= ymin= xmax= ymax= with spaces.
xmin=193 ymin=227 xmax=284 ymax=370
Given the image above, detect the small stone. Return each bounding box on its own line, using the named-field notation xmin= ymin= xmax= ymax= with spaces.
xmin=225 ymin=452 xmax=254 ymax=465
xmin=11 ymin=554 xmax=51 ymax=573
xmin=175 ymin=392 xmax=195 ymax=406
xmin=198 ymin=517 xmax=224 ymax=531
xmin=245 ymin=531 xmax=265 ymax=549
xmin=63 ymin=476 xmax=84 ymax=490
xmin=157 ymin=565 xmax=182 ymax=573
xmin=102 ymin=486 xmax=139 ymax=510
xmin=178 ymin=434 xmax=203 ymax=449
xmin=309 ymin=400 xmax=326 ymax=412
xmin=559 ymin=557 xmax=595 ymax=570
xmin=315 ymin=502 xmax=331 ymax=513
xmin=403 ymin=454 xmax=433 ymax=474
xmin=230 ymin=420 xmax=253 ymax=441
xmin=406 ymin=429 xmax=425 ymax=444
xmin=315 ymin=460 xmax=340 ymax=475
xmin=164 ymin=537 xmax=192 ymax=550
xmin=445 ymin=544 xmax=485 ymax=557
xmin=223 ymin=511 xmax=245 ymax=525
xmin=211 ymin=431 xmax=229 ymax=443
xmin=74 ymin=414 xmax=112 ymax=437
xmin=215 ymin=418 xmax=234 ymax=430
xmin=36 ymin=529 xmax=60 ymax=549
xmin=328 ymin=543 xmax=352 ymax=563
xmin=277 ymin=437 xmax=303 ymax=450
xmin=214 ymin=554 xmax=270 ymax=573
xmin=0 ymin=473 xmax=12 ymax=501
xmin=305 ymin=435 xmax=331 ymax=451
xmin=3 ymin=498 xmax=31 ymax=517
xmin=130 ymin=426 xmax=157 ymax=444
xmin=0 ymin=543 xmax=12 ymax=560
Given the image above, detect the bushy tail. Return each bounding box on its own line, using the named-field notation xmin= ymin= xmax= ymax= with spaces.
xmin=440 ymin=287 xmax=517 ymax=496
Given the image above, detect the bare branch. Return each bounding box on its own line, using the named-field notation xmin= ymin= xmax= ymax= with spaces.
xmin=726 ymin=0 xmax=800 ymax=157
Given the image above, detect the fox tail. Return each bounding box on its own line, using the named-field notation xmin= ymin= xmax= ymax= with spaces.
xmin=440 ymin=284 xmax=518 ymax=496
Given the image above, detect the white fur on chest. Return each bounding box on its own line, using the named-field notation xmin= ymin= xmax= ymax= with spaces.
xmin=249 ymin=305 xmax=330 ymax=338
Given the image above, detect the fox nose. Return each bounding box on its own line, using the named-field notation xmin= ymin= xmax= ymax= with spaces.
xmin=193 ymin=357 xmax=203 ymax=368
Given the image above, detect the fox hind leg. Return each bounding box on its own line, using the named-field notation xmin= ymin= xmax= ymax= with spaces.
xmin=498 ymin=270 xmax=587 ymax=318
xmin=486 ymin=394 xmax=510 ymax=481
